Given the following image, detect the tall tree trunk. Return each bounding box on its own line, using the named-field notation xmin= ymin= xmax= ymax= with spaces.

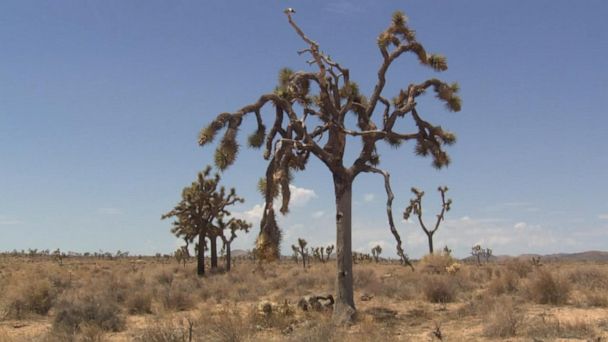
xmin=225 ymin=242 xmax=232 ymax=272
xmin=300 ymin=248 xmax=306 ymax=269
xmin=197 ymin=234 xmax=205 ymax=276
xmin=427 ymin=232 xmax=434 ymax=254
xmin=333 ymin=174 xmax=355 ymax=323
xmin=210 ymin=235 xmax=218 ymax=269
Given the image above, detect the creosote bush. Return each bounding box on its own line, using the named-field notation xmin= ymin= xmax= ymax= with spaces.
xmin=525 ymin=270 xmax=570 ymax=305
xmin=53 ymin=293 xmax=125 ymax=333
xmin=4 ymin=277 xmax=56 ymax=318
xmin=421 ymin=274 xmax=457 ymax=303
xmin=483 ymin=296 xmax=522 ymax=337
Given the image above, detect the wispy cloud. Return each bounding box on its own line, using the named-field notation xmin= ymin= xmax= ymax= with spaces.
xmin=324 ymin=1 xmax=365 ymax=15
xmin=0 ymin=215 xmax=23 ymax=225
xmin=97 ymin=207 xmax=122 ymax=215
xmin=312 ymin=211 xmax=325 ymax=219
xmin=599 ymin=214 xmax=608 ymax=220
xmin=289 ymin=185 xmax=317 ymax=206
xmin=363 ymin=193 xmax=375 ymax=202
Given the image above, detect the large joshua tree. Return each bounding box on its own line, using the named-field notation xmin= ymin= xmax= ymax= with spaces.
xmin=198 ymin=10 xmax=461 ymax=322
xmin=162 ymin=166 xmax=244 ymax=276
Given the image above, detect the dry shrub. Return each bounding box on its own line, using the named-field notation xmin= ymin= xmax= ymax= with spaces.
xmin=135 ymin=319 xmax=192 ymax=342
xmin=421 ymin=275 xmax=456 ymax=303
xmin=53 ymin=293 xmax=125 ymax=333
xmin=482 ymin=296 xmax=522 ymax=337
xmin=505 ymin=258 xmax=533 ymax=278
xmin=125 ymin=290 xmax=152 ymax=314
xmin=522 ymin=315 xmax=598 ymax=339
xmin=4 ymin=278 xmax=56 ymax=318
xmin=525 ymin=270 xmax=570 ymax=305
xmin=354 ymin=267 xmax=382 ymax=294
xmin=159 ymin=282 xmax=194 ymax=312
xmin=487 ymin=270 xmax=519 ymax=296
xmin=567 ymin=266 xmax=608 ymax=290
xmin=581 ymin=290 xmax=608 ymax=307
xmin=196 ymin=308 xmax=254 ymax=342
xmin=287 ymin=317 xmax=335 ymax=342
xmin=418 ymin=253 xmax=454 ymax=274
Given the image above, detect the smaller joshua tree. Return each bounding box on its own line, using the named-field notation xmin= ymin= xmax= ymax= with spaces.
xmin=217 ymin=216 xmax=251 ymax=271
xmin=291 ymin=245 xmax=300 ymax=264
xmin=325 ymin=245 xmax=335 ymax=262
xmin=404 ymin=186 xmax=452 ymax=254
xmin=175 ymin=240 xmax=190 ymax=268
xmin=371 ymin=245 xmax=382 ymax=263
xmin=162 ymin=165 xmax=245 ymax=276
xmin=292 ymin=238 xmax=308 ymax=269
xmin=471 ymin=244 xmax=483 ymax=265
xmin=52 ymin=248 xmax=63 ymax=266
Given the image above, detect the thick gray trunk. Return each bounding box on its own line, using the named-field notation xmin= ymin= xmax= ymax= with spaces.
xmin=225 ymin=242 xmax=232 ymax=272
xmin=210 ymin=235 xmax=218 ymax=269
xmin=197 ymin=234 xmax=205 ymax=276
xmin=427 ymin=232 xmax=434 ymax=254
xmin=332 ymin=176 xmax=355 ymax=323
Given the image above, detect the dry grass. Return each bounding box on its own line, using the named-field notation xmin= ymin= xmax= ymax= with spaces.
xmin=0 ymin=255 xmax=607 ymax=341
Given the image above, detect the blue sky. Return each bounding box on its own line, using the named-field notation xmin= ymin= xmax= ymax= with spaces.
xmin=1 ymin=1 xmax=607 ymax=258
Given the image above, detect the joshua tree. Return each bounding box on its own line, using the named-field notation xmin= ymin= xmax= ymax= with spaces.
xmin=371 ymin=245 xmax=383 ymax=263
xmin=483 ymin=247 xmax=493 ymax=263
xmin=162 ymin=166 xmax=244 ymax=276
xmin=52 ymin=248 xmax=63 ymax=266
xmin=198 ymin=10 xmax=461 ymax=322
xmin=175 ymin=241 xmax=190 ymax=268
xmin=471 ymin=244 xmax=483 ymax=265
xmin=292 ymin=238 xmax=308 ymax=269
xmin=325 ymin=244 xmax=335 ymax=262
xmin=217 ymin=216 xmax=251 ymax=271
xmin=291 ymin=245 xmax=300 ymax=264
xmin=403 ymin=186 xmax=452 ymax=254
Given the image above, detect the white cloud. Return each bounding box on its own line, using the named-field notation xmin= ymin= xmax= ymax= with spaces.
xmin=514 ymin=222 xmax=527 ymax=230
xmin=97 ymin=207 xmax=122 ymax=215
xmin=289 ymin=185 xmax=317 ymax=206
xmin=0 ymin=215 xmax=23 ymax=225
xmin=233 ymin=204 xmax=264 ymax=222
xmin=312 ymin=211 xmax=325 ymax=219
xmin=363 ymin=193 xmax=375 ymax=202
xmin=598 ymin=214 xmax=608 ymax=220
xmin=367 ymin=240 xmax=387 ymax=249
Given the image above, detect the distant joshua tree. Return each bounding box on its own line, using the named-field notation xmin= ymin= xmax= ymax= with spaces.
xmin=197 ymin=10 xmax=461 ymax=322
xmin=371 ymin=245 xmax=383 ymax=263
xmin=404 ymin=186 xmax=452 ymax=254
xmin=175 ymin=240 xmax=190 ymax=268
xmin=291 ymin=245 xmax=300 ymax=264
xmin=162 ymin=166 xmax=246 ymax=276
xmin=217 ymin=216 xmax=251 ymax=271
xmin=325 ymin=245 xmax=335 ymax=262
xmin=52 ymin=248 xmax=63 ymax=266
xmin=292 ymin=238 xmax=308 ymax=269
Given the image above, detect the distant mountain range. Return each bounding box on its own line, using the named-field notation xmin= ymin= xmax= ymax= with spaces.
xmin=463 ymin=250 xmax=608 ymax=263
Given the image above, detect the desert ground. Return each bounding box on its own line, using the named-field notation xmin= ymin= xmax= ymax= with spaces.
xmin=1 ymin=252 xmax=607 ymax=342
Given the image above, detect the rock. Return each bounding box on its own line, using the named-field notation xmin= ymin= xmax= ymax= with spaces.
xmin=360 ymin=293 xmax=374 ymax=301
xmin=297 ymin=294 xmax=334 ymax=311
